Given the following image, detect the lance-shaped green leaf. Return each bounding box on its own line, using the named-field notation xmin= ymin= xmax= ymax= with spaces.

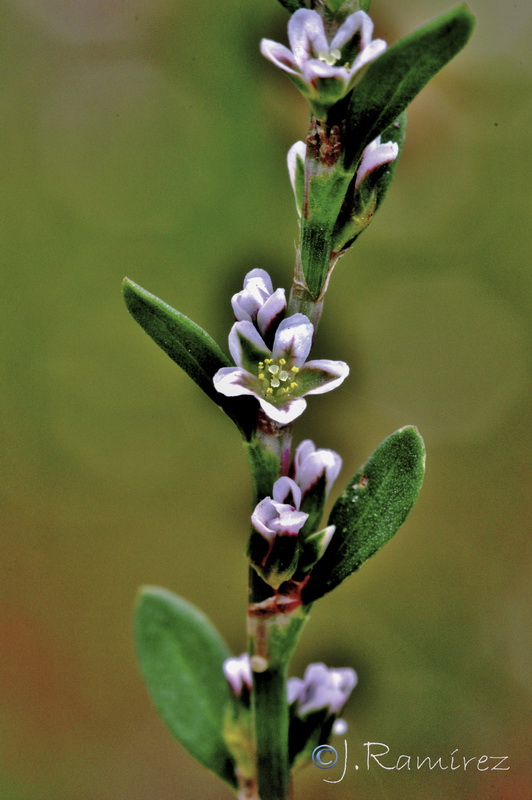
xmin=303 ymin=426 xmax=425 ymax=603
xmin=135 ymin=587 xmax=237 ymax=788
xmin=344 ymin=4 xmax=475 ymax=170
xmin=122 ymin=278 xmax=257 ymax=438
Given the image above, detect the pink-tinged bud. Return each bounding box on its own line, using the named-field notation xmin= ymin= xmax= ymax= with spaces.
xmin=231 ymin=269 xmax=286 ymax=340
xmin=293 ymin=439 xmax=342 ymax=499
xmin=287 ymin=141 xmax=306 ymax=216
xmin=223 ymin=653 xmax=252 ymax=697
xmin=355 ymin=136 xmax=399 ymax=190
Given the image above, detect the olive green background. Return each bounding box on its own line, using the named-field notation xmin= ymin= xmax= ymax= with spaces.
xmin=1 ymin=0 xmax=530 ymax=798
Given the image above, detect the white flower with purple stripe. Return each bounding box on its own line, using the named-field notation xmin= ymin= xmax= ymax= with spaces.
xmin=213 ymin=313 xmax=349 ymax=425
xmin=287 ymin=663 xmax=357 ymax=717
xmin=261 ymin=9 xmax=386 ymax=113
xmin=293 ymin=439 xmax=342 ymax=499
xmin=231 ymin=269 xmax=286 ymax=340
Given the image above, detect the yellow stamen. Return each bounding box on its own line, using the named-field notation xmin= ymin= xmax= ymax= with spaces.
xmin=290 ymin=382 xmax=298 ymax=389
xmin=258 ymin=373 xmax=265 ymax=380
xmin=279 ymin=358 xmax=286 ymax=365
xmin=291 ymin=366 xmax=299 ymax=374
xmin=266 ymin=387 xmax=273 ymax=395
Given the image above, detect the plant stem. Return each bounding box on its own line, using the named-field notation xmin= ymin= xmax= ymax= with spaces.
xmin=248 ymin=595 xmax=310 ymax=800
xmin=252 ymin=664 xmax=290 ymax=800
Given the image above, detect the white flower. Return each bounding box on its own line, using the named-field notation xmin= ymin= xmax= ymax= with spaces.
xmin=261 ymin=9 xmax=386 ymax=113
xmin=213 ymin=313 xmax=349 ymax=425
xmin=287 ymin=663 xmax=357 ymax=717
xmin=251 ymin=477 xmax=308 ymax=542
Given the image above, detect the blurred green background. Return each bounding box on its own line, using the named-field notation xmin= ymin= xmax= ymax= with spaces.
xmin=1 ymin=0 xmax=530 ymax=798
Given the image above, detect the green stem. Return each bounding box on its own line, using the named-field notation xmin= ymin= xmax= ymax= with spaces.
xmin=248 ymin=597 xmax=310 ymax=800
xmin=252 ymin=665 xmax=290 ymax=800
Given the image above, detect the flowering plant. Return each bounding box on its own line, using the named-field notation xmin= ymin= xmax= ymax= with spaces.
xmin=122 ymin=1 xmax=474 ymax=798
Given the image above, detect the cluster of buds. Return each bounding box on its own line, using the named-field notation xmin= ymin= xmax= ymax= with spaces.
xmin=214 ymin=270 xmax=349 ymax=424
xmin=248 ymin=439 xmax=341 ymax=588
xmin=224 ymin=653 xmax=357 ymax=763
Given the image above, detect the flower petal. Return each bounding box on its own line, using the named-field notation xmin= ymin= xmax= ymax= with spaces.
xmin=296 ymin=359 xmax=349 ymax=395
xmin=287 ymin=140 xmax=306 ymax=192
xmin=271 ymin=313 xmax=314 ymax=367
xmin=330 ymin=10 xmax=371 ymax=52
xmin=223 ymin=654 xmax=252 ymax=696
xmin=355 ymin=137 xmax=398 ymax=189
xmin=231 ymin=268 xmax=274 ymax=322
xmin=251 ymin=496 xmax=280 ymax=538
xmin=275 ymin=508 xmax=308 ymax=535
xmin=228 ymin=320 xmax=270 ymax=370
xmin=286 ymin=676 xmax=304 ymax=705
xmin=347 ymin=38 xmax=386 ymax=88
xmin=260 ymin=39 xmax=300 ymax=76
xmin=273 ymin=476 xmax=302 ymax=509
xmin=257 ymin=395 xmax=308 ymax=425
xmin=213 ymin=366 xmax=259 ymax=399
xmin=295 ymin=444 xmax=342 ymax=497
xmin=257 ymin=288 xmax=286 ymax=339
xmin=288 ymin=9 xmax=328 ymax=67
xmin=244 ymin=268 xmax=273 ymax=295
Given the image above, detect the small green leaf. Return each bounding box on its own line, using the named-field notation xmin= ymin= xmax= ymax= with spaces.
xmin=345 ymin=5 xmax=475 ymax=169
xmin=122 ymin=278 xmax=257 ymax=438
xmin=303 ymin=426 xmax=425 ymax=602
xmin=135 ymin=587 xmax=237 ymax=788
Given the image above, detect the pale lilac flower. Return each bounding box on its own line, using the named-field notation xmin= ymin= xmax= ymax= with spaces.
xmin=261 ymin=9 xmax=386 ymax=112
xmin=355 ymin=136 xmax=399 ymax=189
xmin=231 ymin=269 xmax=286 ymax=339
xmin=213 ymin=313 xmax=349 ymax=425
xmin=292 ymin=439 xmax=342 ymax=499
xmin=251 ymin=477 xmax=308 ymax=542
xmin=223 ymin=653 xmax=253 ymax=697
xmin=249 ymin=477 xmax=308 ymax=587
xmin=287 ymin=663 xmax=357 ymax=717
